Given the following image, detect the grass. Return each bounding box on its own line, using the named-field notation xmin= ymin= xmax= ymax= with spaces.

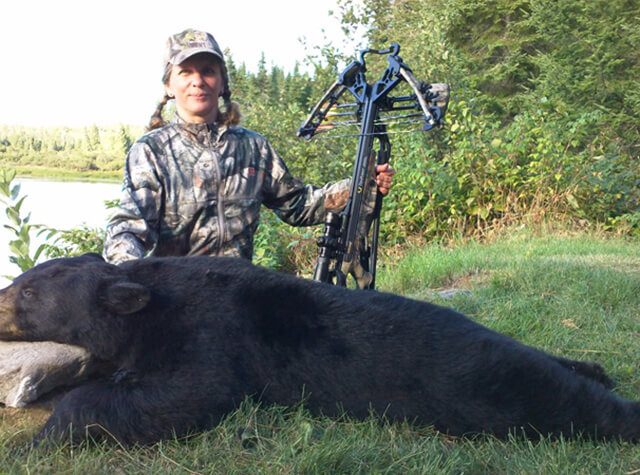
xmin=2 ymin=227 xmax=640 ymax=473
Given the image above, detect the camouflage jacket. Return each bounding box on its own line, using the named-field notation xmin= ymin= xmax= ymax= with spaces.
xmin=103 ymin=115 xmax=351 ymax=264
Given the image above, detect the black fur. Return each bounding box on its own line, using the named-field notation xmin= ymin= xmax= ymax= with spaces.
xmin=0 ymin=253 xmax=637 ymax=446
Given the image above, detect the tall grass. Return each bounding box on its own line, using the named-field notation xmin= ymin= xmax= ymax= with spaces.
xmin=2 ymin=228 xmax=640 ymax=473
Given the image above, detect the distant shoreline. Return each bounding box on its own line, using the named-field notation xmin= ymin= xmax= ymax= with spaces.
xmin=9 ymin=165 xmax=122 ymax=183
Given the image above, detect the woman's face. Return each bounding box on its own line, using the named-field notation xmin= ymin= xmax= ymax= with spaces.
xmin=166 ymin=53 xmax=224 ymax=124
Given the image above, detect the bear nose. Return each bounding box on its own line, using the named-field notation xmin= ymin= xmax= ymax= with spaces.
xmin=0 ymin=287 xmax=21 ymax=339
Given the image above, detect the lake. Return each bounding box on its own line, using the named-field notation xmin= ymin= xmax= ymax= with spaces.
xmin=0 ymin=178 xmax=122 ymax=287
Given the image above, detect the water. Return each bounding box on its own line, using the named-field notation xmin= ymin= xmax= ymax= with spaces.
xmin=0 ymin=178 xmax=121 ymax=287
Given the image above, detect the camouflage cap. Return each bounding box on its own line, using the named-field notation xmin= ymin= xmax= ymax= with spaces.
xmin=164 ymin=29 xmax=225 ymax=68
xmin=162 ymin=28 xmax=231 ymax=99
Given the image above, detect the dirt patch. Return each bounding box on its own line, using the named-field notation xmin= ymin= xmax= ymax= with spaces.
xmin=439 ymin=269 xmax=493 ymax=292
xmin=405 ymin=270 xmax=492 ymax=302
xmin=0 ymin=387 xmax=68 ymax=444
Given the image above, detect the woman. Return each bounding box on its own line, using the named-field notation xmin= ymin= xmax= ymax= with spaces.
xmin=104 ymin=29 xmax=394 ymax=264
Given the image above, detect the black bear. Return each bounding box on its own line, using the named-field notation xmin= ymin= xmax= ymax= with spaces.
xmin=0 ymin=253 xmax=637 ymax=446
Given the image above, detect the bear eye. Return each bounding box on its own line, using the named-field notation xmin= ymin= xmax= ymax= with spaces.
xmin=21 ymin=288 xmax=34 ymax=298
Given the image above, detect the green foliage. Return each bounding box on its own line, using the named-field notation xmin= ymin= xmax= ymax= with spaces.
xmin=525 ymin=0 xmax=640 ymax=147
xmin=253 ymin=211 xmax=318 ymax=275
xmin=0 ymin=169 xmax=49 ymax=275
xmin=44 ymin=226 xmax=105 ymax=259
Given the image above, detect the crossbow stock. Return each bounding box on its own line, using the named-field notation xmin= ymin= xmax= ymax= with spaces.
xmin=297 ymin=43 xmax=450 ymax=289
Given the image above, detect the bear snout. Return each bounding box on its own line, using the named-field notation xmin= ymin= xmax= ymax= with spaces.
xmin=0 ymin=285 xmax=25 ymax=340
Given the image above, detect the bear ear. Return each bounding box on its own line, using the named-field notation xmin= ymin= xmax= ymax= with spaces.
xmin=102 ymin=282 xmax=150 ymax=315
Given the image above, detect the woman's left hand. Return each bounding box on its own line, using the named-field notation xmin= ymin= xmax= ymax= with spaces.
xmin=375 ymin=163 xmax=396 ymax=196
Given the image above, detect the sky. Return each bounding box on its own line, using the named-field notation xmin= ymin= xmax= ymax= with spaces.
xmin=0 ymin=0 xmax=358 ymax=128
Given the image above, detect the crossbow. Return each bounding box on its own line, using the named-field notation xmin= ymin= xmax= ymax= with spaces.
xmin=297 ymin=43 xmax=450 ymax=289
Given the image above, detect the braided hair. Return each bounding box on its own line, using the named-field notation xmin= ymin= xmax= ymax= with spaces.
xmin=147 ymin=57 xmax=241 ymax=132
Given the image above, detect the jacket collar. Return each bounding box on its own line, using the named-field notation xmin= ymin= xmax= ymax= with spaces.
xmin=172 ymin=114 xmax=228 ymax=144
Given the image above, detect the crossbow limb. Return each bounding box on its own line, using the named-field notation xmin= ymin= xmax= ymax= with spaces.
xmin=297 ymin=81 xmax=349 ymax=140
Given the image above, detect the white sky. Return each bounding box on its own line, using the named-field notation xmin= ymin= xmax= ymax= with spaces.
xmin=0 ymin=0 xmax=358 ymax=128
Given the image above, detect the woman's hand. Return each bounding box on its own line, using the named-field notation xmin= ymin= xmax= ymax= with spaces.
xmin=375 ymin=163 xmax=396 ymax=196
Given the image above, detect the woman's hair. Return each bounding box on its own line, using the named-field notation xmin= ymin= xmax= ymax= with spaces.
xmin=146 ymin=58 xmax=241 ymax=132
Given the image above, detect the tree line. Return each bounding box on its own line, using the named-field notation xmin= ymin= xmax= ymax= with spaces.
xmin=0 ymin=124 xmax=141 ymax=177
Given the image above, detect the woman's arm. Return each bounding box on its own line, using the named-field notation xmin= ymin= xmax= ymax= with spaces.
xmin=103 ymin=141 xmax=164 ymax=264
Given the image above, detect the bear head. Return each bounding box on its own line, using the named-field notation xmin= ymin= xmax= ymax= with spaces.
xmin=0 ymin=254 xmax=150 ymax=355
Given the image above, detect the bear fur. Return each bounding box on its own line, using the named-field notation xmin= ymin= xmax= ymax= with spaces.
xmin=0 ymin=253 xmax=637 ymax=446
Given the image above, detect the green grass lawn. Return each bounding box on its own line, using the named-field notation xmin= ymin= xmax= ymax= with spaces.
xmin=2 ymin=228 xmax=640 ymax=473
